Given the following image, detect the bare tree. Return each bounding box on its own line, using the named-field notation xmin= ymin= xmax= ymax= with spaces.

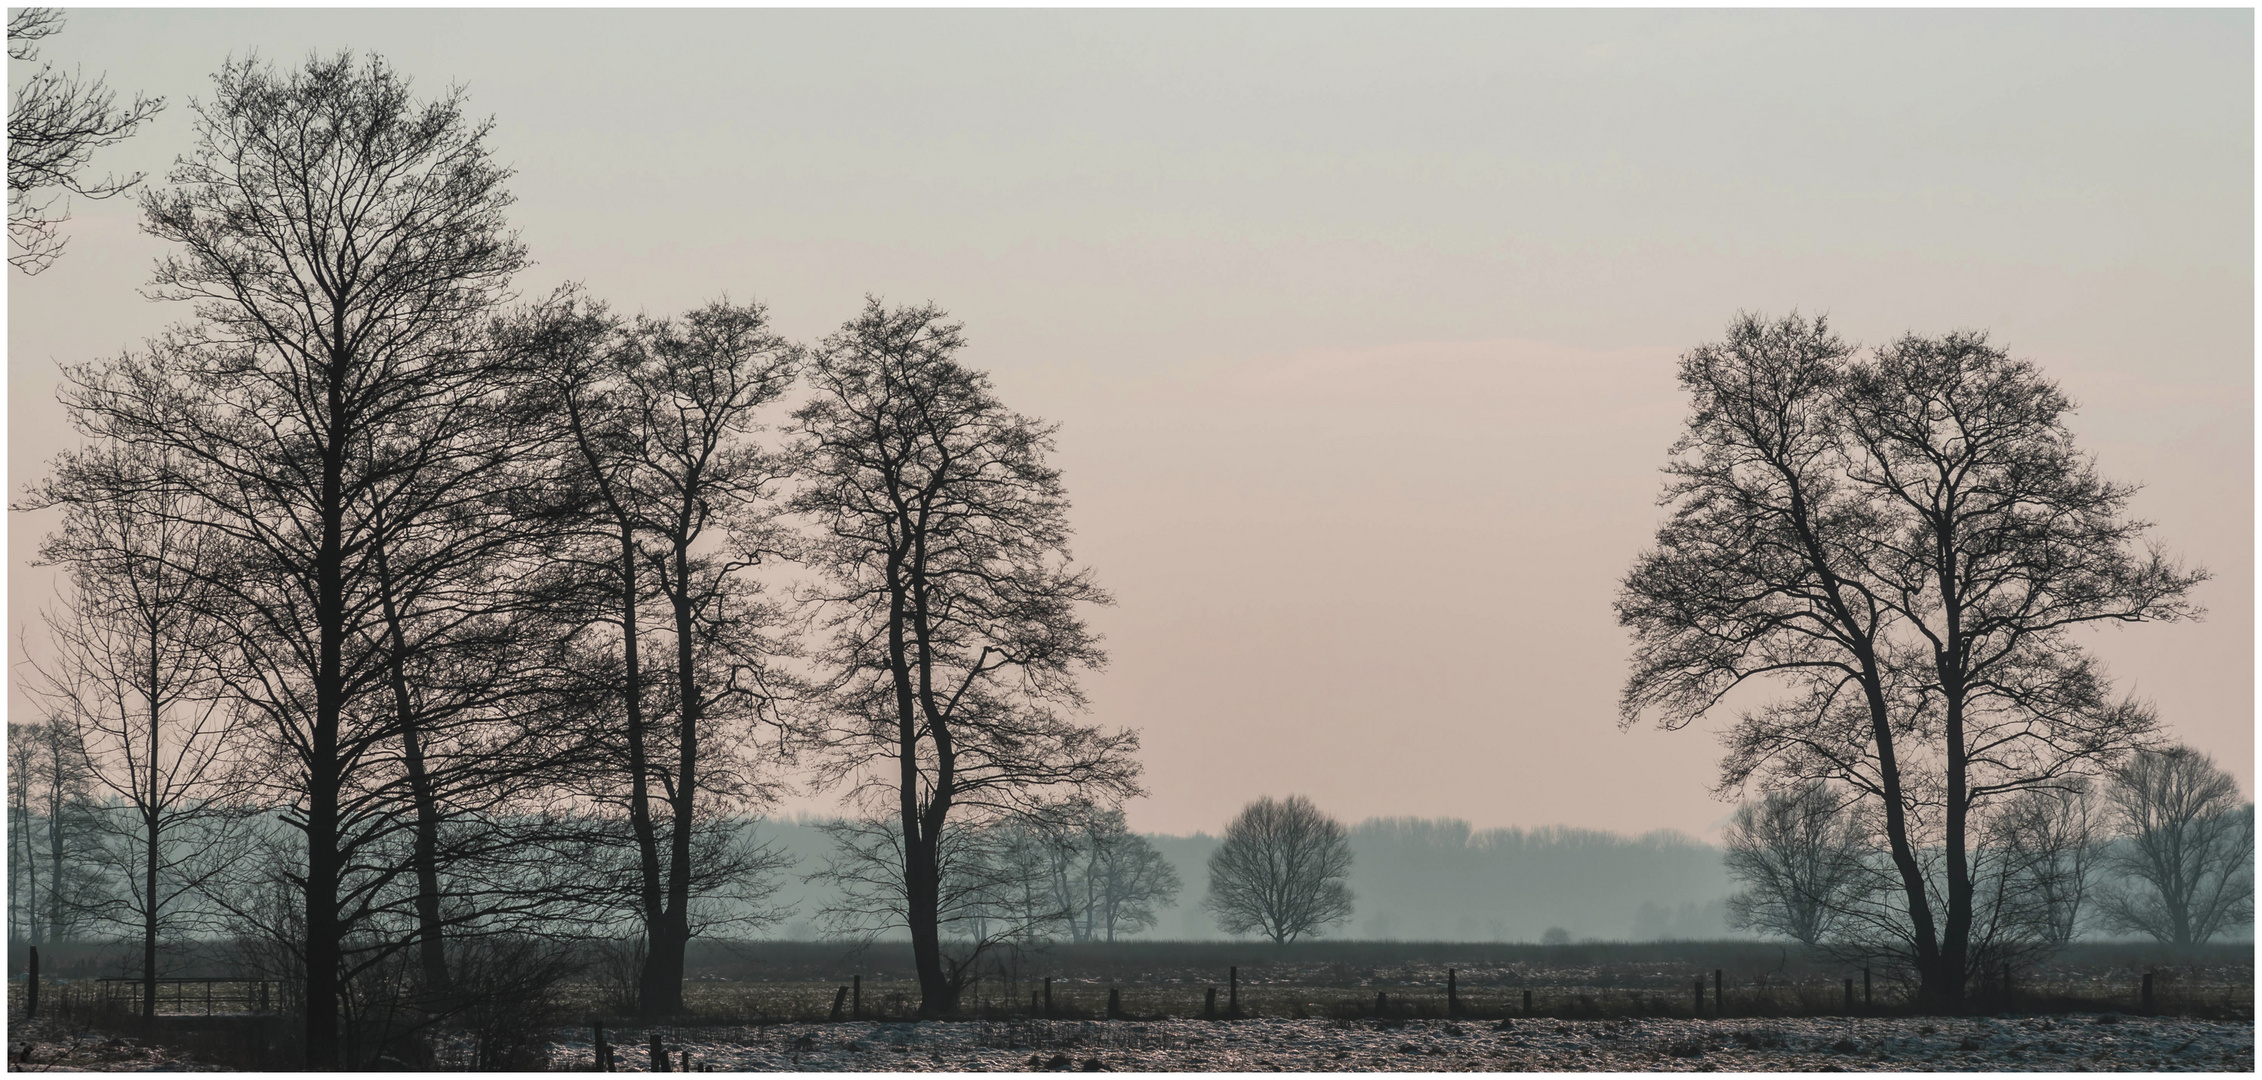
xmin=5 ymin=718 xmax=104 ymax=944
xmin=1721 ymin=782 xmax=1866 ymax=947
xmin=1618 ymin=313 xmax=2203 ymax=1006
xmin=1203 ymin=795 xmax=1355 ymax=944
xmin=521 ymin=289 xmax=799 ymax=1014
xmin=8 ymin=722 xmax=35 ymax=942
xmin=794 ymin=299 xmax=1139 ymax=1016
xmin=1080 ymin=808 xmax=1180 ymax=942
xmin=7 ymin=8 xmax=162 ymax=273
xmin=1989 ymin=780 xmax=2101 ymax=949
xmin=35 ymin=52 xmax=526 ymax=1067
xmin=811 ymin=813 xmax=1060 ymax=980
xmin=2096 ymin=746 xmax=2253 ymax=945
xmin=27 ymin=463 xmax=245 ymax=1020
xmin=1010 ymin=806 xmax=1181 ymax=943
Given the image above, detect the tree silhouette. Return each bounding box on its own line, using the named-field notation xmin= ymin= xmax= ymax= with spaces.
xmin=1619 ymin=312 xmax=2203 ymax=1006
xmin=28 ymin=457 xmax=244 ymax=1020
xmin=38 ymin=52 xmax=526 ymax=1067
xmin=1721 ymin=782 xmax=1865 ymax=947
xmin=7 ymin=8 xmax=162 ymax=273
xmin=795 ymin=299 xmax=1138 ymax=1016
xmin=2097 ymin=746 xmax=2253 ymax=945
xmin=521 ymin=288 xmax=799 ymax=1015
xmin=1204 ymin=795 xmax=1355 ymax=944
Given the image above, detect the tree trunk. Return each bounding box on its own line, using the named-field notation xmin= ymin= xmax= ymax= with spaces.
xmin=304 ymin=380 xmax=348 ymax=1071
xmin=374 ymin=532 xmax=451 ymax=997
xmin=617 ymin=525 xmax=667 ymax=1017
xmin=644 ymin=538 xmax=702 ymax=1018
xmin=906 ymin=834 xmax=954 ymax=1017
xmin=142 ymin=812 xmax=158 ymax=1023
xmin=144 ymin=628 xmax=161 ymax=1023
xmin=46 ymin=749 xmax=68 ymax=943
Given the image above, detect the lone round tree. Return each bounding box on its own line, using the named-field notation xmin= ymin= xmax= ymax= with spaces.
xmin=1203 ymin=795 xmax=1355 ymax=944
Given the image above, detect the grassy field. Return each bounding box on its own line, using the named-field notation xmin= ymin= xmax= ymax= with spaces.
xmin=11 ymin=938 xmax=2250 ymax=1025
xmin=549 ymin=939 xmax=2252 ymax=1023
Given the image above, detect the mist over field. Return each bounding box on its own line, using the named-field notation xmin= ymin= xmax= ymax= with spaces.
xmin=754 ymin=816 xmax=1735 ymax=944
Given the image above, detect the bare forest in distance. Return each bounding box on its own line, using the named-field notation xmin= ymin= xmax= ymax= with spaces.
xmin=5 ymin=12 xmax=2253 ymax=1075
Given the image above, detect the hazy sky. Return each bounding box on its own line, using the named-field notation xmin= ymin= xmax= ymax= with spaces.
xmin=7 ymin=9 xmax=2252 ymax=838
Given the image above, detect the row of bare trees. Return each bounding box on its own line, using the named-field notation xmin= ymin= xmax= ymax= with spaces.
xmin=1722 ymin=745 xmax=2253 ymax=962
xmin=16 ymin=51 xmax=1138 ymax=1065
xmin=1619 ymin=312 xmax=2228 ymax=1007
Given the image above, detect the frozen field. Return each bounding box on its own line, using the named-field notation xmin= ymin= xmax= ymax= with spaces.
xmin=549 ymin=1014 xmax=2255 ymax=1072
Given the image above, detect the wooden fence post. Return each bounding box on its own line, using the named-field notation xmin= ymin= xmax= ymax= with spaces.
xmin=1044 ymin=977 xmax=1053 ymax=1017
xmin=1713 ymin=969 xmax=1723 ymax=1016
xmin=1204 ymin=987 xmax=1217 ymax=1019
xmin=1448 ymin=969 xmax=1458 ymax=1015
xmin=1522 ymin=989 xmax=1532 ymax=1017
xmin=1107 ymin=988 xmax=1122 ymax=1020
xmin=830 ymin=986 xmax=848 ymax=1022
xmin=649 ymin=1033 xmax=668 ymax=1073
xmin=1375 ymin=991 xmax=1388 ymax=1016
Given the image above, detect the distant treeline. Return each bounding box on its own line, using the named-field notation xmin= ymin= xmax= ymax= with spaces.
xmin=750 ymin=814 xmax=1740 ymax=943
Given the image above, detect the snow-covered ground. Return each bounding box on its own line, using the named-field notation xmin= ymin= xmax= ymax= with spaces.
xmin=550 ymin=1014 xmax=2254 ymax=1072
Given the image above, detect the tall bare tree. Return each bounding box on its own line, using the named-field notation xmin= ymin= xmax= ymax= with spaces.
xmin=2097 ymin=746 xmax=2253 ymax=945
xmin=795 ymin=299 xmax=1138 ymax=1016
xmin=28 ymin=461 xmax=244 ymax=1021
xmin=6 ymin=8 xmax=162 ymax=273
xmin=522 ymin=289 xmax=799 ymax=1015
xmin=1203 ymin=794 xmax=1355 ymax=944
xmin=1618 ymin=313 xmax=2203 ymax=1006
xmin=35 ymin=52 xmax=526 ymax=1067
xmin=1721 ymin=782 xmax=1866 ymax=947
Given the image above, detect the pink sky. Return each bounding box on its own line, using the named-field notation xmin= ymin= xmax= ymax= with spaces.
xmin=9 ymin=9 xmax=2251 ymax=838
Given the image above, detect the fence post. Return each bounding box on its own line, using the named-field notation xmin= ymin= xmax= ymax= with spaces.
xmin=1375 ymin=991 xmax=1387 ymax=1016
xmin=1713 ymin=969 xmax=1724 ymax=1016
xmin=2141 ymin=972 xmax=2153 ymax=1013
xmin=853 ymin=974 xmax=861 ymax=1020
xmin=594 ymin=1025 xmax=608 ymax=1073
xmin=1448 ymin=969 xmax=1458 ymax=1015
xmin=1044 ymin=977 xmax=1053 ymax=1017
xmin=1522 ymin=989 xmax=1532 ymax=1017
xmin=1203 ymin=987 xmax=1217 ymax=1019
xmin=1107 ymin=987 xmax=1122 ymax=1020
xmin=830 ymin=986 xmax=848 ymax=1023
xmin=26 ymin=947 xmax=38 ymax=1019
xmin=680 ymin=1050 xmax=690 ymax=1072
xmin=649 ymin=1033 xmax=668 ymax=1072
